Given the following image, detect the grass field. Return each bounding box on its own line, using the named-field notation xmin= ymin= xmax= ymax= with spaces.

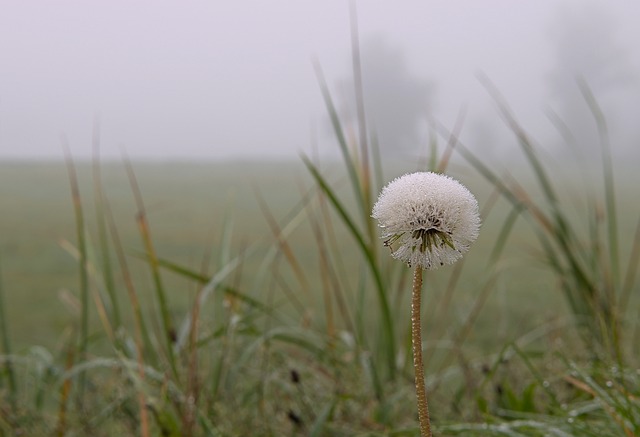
xmin=0 ymin=159 xmax=578 ymax=351
xmin=0 ymin=73 xmax=639 ymax=435
xmin=0 ymin=161 xmax=307 ymax=349
xmin=1 ymin=142 xmax=639 ymax=435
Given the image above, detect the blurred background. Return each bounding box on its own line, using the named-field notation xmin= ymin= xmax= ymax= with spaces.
xmin=1 ymin=0 xmax=639 ymax=162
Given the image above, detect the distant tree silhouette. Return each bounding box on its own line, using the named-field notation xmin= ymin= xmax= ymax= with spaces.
xmin=547 ymin=2 xmax=635 ymax=155
xmin=336 ymin=35 xmax=435 ymax=153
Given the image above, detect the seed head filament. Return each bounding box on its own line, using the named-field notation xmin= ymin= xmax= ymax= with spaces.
xmin=412 ymin=228 xmax=455 ymax=253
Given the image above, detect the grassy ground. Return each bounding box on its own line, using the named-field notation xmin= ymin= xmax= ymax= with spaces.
xmin=1 ymin=150 xmax=638 ymax=435
xmin=0 ymin=161 xmax=303 ymax=347
xmin=1 ymin=76 xmax=639 ymax=435
xmin=0 ymin=160 xmax=562 ymax=351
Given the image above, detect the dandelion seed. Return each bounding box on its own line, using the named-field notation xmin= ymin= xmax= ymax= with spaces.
xmin=372 ymin=171 xmax=480 ymax=437
xmin=372 ymin=172 xmax=480 ymax=269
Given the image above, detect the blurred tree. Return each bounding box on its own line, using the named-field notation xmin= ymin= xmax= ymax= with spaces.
xmin=547 ymin=2 xmax=636 ymax=155
xmin=336 ymin=35 xmax=435 ymax=153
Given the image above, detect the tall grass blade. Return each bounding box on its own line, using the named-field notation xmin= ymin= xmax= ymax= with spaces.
xmin=0 ymin=258 xmax=17 ymax=412
xmin=91 ymin=116 xmax=121 ymax=329
xmin=122 ymin=155 xmax=178 ymax=378
xmin=349 ymin=0 xmax=370 ymax=182
xmin=348 ymin=1 xmax=377 ymax=256
xmin=254 ymin=185 xmax=311 ymax=298
xmin=578 ymin=78 xmax=620 ymax=289
xmin=477 ymin=73 xmax=559 ymax=207
xmin=104 ymin=195 xmax=155 ymax=362
xmin=437 ymin=98 xmax=619 ymax=354
xmin=437 ymin=106 xmax=467 ymax=174
xmin=432 ymin=120 xmax=519 ymax=206
xmin=306 ymin=200 xmax=356 ymax=336
xmin=58 ymin=239 xmax=117 ymax=344
xmin=315 ymin=165 xmax=356 ymax=318
xmin=439 ymin=273 xmax=497 ymax=372
xmin=371 ymin=132 xmax=384 ymax=196
xmin=489 ymin=204 xmax=524 ymax=265
xmin=579 ymin=78 xmax=624 ymax=359
xmin=55 ymin=340 xmax=75 ymax=437
xmin=157 ymin=257 xmax=272 ymax=317
xmin=62 ymin=139 xmax=89 ymax=400
xmin=302 ymin=155 xmax=396 ymax=378
xmin=478 ymin=76 xmax=597 ymax=300
xmin=312 ymin=60 xmax=367 ymax=221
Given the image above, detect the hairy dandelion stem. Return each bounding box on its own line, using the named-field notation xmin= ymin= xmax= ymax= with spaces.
xmin=412 ymin=266 xmax=432 ymax=437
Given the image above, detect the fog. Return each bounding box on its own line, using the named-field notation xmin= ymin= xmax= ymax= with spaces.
xmin=1 ymin=0 xmax=639 ymax=161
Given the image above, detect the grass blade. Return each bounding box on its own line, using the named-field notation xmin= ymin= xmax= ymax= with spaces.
xmin=578 ymin=78 xmax=620 ymax=290
xmin=312 ymin=60 xmax=367 ymax=222
xmin=92 ymin=117 xmax=121 ymax=329
xmin=62 ymin=139 xmax=89 ymax=401
xmin=253 ymin=185 xmax=310 ymax=298
xmin=0 ymin=258 xmax=17 ymax=412
xmin=104 ymin=195 xmax=155 ymax=362
xmin=122 ymin=156 xmax=178 ymax=378
xmin=302 ymin=155 xmax=396 ymax=378
xmin=156 ymin=256 xmax=272 ymax=316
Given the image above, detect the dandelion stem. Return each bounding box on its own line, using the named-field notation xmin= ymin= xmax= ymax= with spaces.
xmin=412 ymin=266 xmax=432 ymax=437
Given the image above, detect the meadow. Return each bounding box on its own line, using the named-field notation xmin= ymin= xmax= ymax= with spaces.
xmin=1 ymin=92 xmax=640 ymax=435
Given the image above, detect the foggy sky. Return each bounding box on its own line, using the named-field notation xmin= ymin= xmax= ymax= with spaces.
xmin=1 ymin=0 xmax=639 ymax=161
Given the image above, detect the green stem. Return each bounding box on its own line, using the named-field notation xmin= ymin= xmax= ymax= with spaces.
xmin=412 ymin=267 xmax=432 ymax=437
xmin=63 ymin=145 xmax=89 ymax=401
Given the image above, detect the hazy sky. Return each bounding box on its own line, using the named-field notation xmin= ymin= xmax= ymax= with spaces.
xmin=1 ymin=0 xmax=639 ymax=160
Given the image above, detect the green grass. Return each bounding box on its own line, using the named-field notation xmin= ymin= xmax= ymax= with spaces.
xmin=0 ymin=160 xmax=560 ymax=350
xmin=1 ymin=80 xmax=639 ymax=435
xmin=0 ymin=152 xmax=637 ymax=435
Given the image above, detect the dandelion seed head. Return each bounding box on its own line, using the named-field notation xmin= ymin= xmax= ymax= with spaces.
xmin=372 ymin=172 xmax=480 ymax=269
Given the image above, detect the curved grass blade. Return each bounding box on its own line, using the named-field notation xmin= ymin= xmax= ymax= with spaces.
xmin=92 ymin=117 xmax=121 ymax=329
xmin=122 ymin=156 xmax=178 ymax=378
xmin=578 ymin=78 xmax=620 ymax=289
xmin=62 ymin=141 xmax=89 ymax=401
xmin=302 ymin=155 xmax=396 ymax=379
xmin=312 ymin=60 xmax=367 ymax=221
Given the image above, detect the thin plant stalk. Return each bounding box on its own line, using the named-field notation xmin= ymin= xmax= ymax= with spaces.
xmin=349 ymin=1 xmax=377 ymax=258
xmin=411 ymin=267 xmax=432 ymax=437
xmin=103 ymin=199 xmax=151 ymax=437
xmin=62 ymin=140 xmax=89 ymax=401
xmin=56 ymin=340 xmax=75 ymax=437
xmin=92 ymin=116 xmax=121 ymax=329
xmin=303 ymin=156 xmax=396 ymax=378
xmin=0 ymin=258 xmax=17 ymax=412
xmin=123 ymin=155 xmax=178 ymax=378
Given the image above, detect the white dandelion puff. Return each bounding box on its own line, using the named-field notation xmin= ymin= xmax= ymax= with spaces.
xmin=372 ymin=172 xmax=480 ymax=269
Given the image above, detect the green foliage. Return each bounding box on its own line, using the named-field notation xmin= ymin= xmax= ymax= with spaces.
xmin=446 ymin=75 xmax=640 ymax=362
